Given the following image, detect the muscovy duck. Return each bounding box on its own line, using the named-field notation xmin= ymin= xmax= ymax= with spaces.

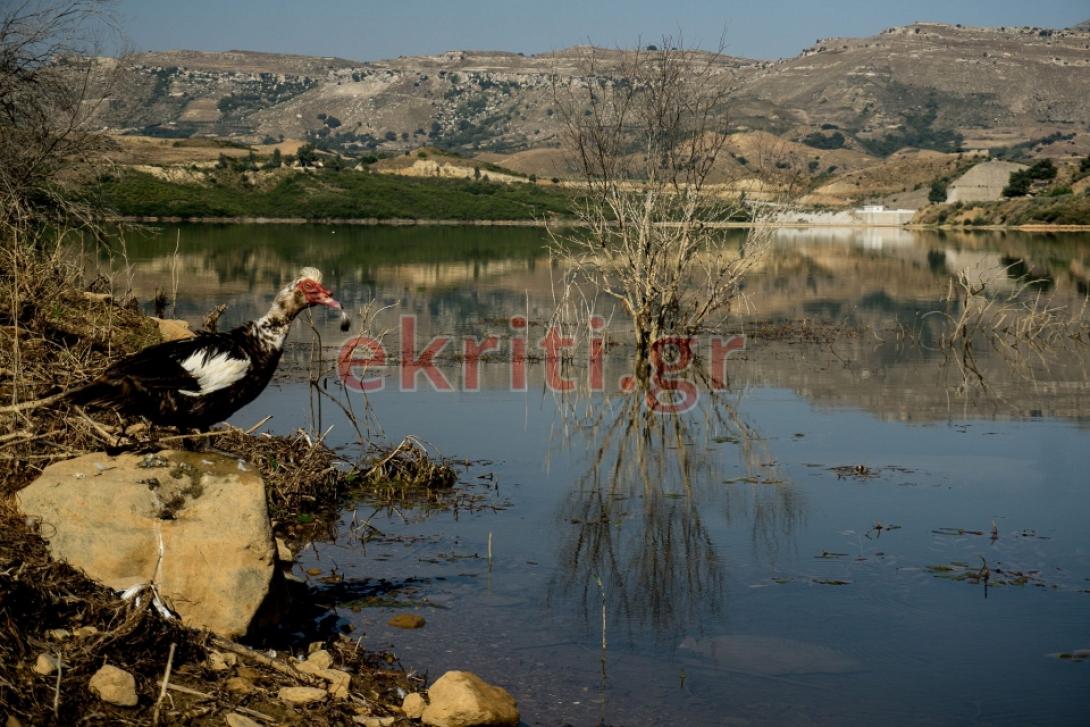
xmin=63 ymin=267 xmax=349 ymax=431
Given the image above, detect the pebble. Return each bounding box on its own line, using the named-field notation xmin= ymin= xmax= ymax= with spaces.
xmin=387 ymin=613 xmax=426 ymax=629
xmin=305 ymin=649 xmax=333 ymax=669
xmin=278 ymin=685 xmax=328 ymax=705
xmin=225 ymin=676 xmax=256 ymax=695
xmin=225 ymin=714 xmax=262 ymax=727
xmin=402 ymin=692 xmax=427 ymax=718
xmin=353 ymin=716 xmax=396 ymax=727
xmin=33 ymin=653 xmax=60 ymax=676
xmin=321 ymin=668 xmax=352 ymax=699
xmin=207 ymin=650 xmax=238 ymax=672
xmin=89 ymin=664 xmax=139 ymax=707
xmin=237 ymin=666 xmax=262 ymax=680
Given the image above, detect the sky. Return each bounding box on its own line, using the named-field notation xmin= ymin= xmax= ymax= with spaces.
xmin=113 ymin=0 xmax=1090 ymax=61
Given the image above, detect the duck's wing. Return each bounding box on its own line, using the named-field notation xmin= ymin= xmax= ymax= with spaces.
xmin=70 ymin=333 xmax=252 ymax=408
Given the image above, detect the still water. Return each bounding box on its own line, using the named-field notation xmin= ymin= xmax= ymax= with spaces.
xmin=110 ymin=225 xmax=1090 ymax=726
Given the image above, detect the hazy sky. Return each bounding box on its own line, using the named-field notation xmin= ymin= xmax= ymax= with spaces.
xmin=114 ymin=0 xmax=1090 ymax=61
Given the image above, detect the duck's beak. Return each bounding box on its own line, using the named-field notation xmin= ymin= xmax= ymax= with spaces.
xmin=318 ymin=287 xmax=352 ymax=330
xmin=312 ymin=283 xmax=342 ymax=311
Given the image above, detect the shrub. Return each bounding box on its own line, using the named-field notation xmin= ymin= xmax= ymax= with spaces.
xmin=929 ymin=179 xmax=948 ymax=204
xmin=802 ymin=131 xmax=845 ymax=150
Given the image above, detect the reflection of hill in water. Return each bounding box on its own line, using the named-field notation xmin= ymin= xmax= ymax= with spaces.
xmin=112 ymin=225 xmax=1090 ymax=422
xmin=731 ymin=340 xmax=1090 ymax=424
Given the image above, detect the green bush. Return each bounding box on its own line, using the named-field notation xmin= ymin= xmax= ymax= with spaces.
xmin=85 ymin=168 xmax=575 ymax=221
xmin=802 ymin=131 xmax=845 ymax=150
xmin=928 ymin=179 xmax=948 ymax=204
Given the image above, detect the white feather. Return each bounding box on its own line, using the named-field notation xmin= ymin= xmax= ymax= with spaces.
xmin=178 ymin=349 xmax=250 ymax=397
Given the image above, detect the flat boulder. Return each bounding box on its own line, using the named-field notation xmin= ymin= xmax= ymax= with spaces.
xmin=421 ymin=671 xmax=519 ymax=727
xmin=17 ymin=450 xmax=275 ymax=638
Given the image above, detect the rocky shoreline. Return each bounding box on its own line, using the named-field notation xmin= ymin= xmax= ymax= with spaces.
xmin=0 ymin=289 xmax=519 ymax=726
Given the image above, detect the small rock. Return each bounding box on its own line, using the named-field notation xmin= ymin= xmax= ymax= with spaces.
xmin=207 ymin=651 xmax=237 ymax=672
xmin=402 ymin=692 xmax=427 ymax=718
xmin=73 ymin=626 xmax=99 ymax=638
xmin=237 ymin=666 xmax=262 ymax=681
xmin=152 ymin=317 xmax=194 ymax=342
xmin=276 ymin=537 xmax=294 ymax=563
xmin=320 ymin=668 xmax=351 ymax=699
xmin=46 ymin=629 xmax=71 ymax=641
xmin=388 ymin=613 xmax=426 ymax=629
xmin=225 ymin=714 xmax=262 ymax=727
xmin=306 ymin=649 xmax=333 ymax=670
xmin=278 ymin=686 xmax=328 ymax=705
xmin=33 ymin=653 xmax=60 ymax=676
xmin=353 ymin=717 xmax=396 ymax=727
xmin=421 ymin=670 xmax=519 ymax=727
xmin=89 ymin=664 xmax=139 ymax=707
xmin=225 ymin=676 xmax=256 ymax=695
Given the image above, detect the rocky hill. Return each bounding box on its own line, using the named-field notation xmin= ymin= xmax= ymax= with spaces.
xmin=91 ymin=21 xmax=1090 ymax=180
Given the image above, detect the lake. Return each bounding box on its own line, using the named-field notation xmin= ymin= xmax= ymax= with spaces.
xmin=108 ymin=224 xmax=1090 ymax=726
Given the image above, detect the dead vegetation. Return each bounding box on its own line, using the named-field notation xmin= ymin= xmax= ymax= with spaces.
xmin=363 ymin=436 xmax=458 ymax=493
xmin=922 ymin=262 xmax=1090 ymax=395
xmin=547 ymin=38 xmax=781 ymax=374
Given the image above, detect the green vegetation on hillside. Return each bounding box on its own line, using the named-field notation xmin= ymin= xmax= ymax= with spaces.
xmin=1003 ymin=159 xmax=1057 ymax=197
xmin=992 ymin=131 xmax=1076 ymax=161
xmin=801 ymin=131 xmax=846 ymax=150
xmin=856 ymin=93 xmax=964 ymax=157
xmin=87 ymin=168 xmax=574 ymax=220
xmin=918 ymin=191 xmax=1090 ymax=226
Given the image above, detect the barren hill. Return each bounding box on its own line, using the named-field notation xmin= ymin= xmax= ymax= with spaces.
xmin=92 ymin=21 xmax=1090 ymax=187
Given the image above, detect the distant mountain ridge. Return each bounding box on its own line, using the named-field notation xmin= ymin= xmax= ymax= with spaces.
xmin=93 ymin=21 xmax=1090 ymax=165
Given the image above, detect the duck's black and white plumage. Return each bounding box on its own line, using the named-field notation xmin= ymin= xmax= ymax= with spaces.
xmin=65 ymin=267 xmax=347 ymax=431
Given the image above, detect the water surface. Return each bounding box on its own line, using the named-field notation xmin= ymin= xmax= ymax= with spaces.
xmin=111 ymin=225 xmax=1090 ymax=726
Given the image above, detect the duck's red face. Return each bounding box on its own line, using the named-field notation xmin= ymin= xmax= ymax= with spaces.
xmin=297 ymin=277 xmax=342 ymax=310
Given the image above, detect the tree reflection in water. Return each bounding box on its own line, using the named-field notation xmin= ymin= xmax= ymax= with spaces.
xmin=548 ymin=376 xmax=805 ymax=647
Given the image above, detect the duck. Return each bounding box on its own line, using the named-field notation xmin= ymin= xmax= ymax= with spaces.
xmin=62 ymin=267 xmax=349 ymax=432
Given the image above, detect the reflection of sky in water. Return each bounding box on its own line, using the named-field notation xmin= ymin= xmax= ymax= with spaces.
xmin=116 ymin=225 xmax=1090 ymax=725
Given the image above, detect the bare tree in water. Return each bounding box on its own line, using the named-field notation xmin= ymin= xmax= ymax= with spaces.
xmin=548 ymin=37 xmax=781 ymax=376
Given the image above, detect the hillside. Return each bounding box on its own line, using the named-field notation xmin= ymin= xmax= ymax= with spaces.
xmin=94 ymin=22 xmax=1090 ymax=162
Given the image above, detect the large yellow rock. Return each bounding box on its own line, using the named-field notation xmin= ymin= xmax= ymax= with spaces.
xmin=421 ymin=671 xmax=519 ymax=727
xmin=17 ymin=450 xmax=275 ymax=638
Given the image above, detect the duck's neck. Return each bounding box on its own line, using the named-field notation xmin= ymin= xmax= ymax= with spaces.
xmin=251 ymin=299 xmax=298 ymax=352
